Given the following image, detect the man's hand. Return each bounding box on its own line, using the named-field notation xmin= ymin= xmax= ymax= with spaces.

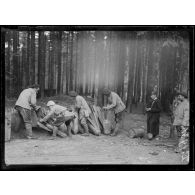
xmin=103 ymin=106 xmax=109 ymax=110
xmin=145 ymin=108 xmax=151 ymax=111
xmin=39 ymin=119 xmax=44 ymax=123
xmin=35 ymin=105 xmax=41 ymax=111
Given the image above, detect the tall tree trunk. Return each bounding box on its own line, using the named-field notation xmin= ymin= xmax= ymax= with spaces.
xmin=38 ymin=31 xmax=45 ymax=98
xmin=5 ymin=30 xmax=11 ymax=97
xmin=30 ymin=31 xmax=35 ymax=84
xmin=57 ymin=31 xmax=62 ymax=94
xmin=25 ymin=32 xmax=30 ymax=87
xmin=69 ymin=31 xmax=74 ymax=91
xmin=13 ymin=30 xmax=19 ymax=96
xmin=126 ymin=32 xmax=136 ymax=112
xmin=66 ymin=32 xmax=70 ymax=94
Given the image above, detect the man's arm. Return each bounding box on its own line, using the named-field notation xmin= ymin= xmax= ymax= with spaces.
xmin=104 ymin=95 xmax=116 ymax=110
xmin=30 ymin=91 xmax=37 ymax=108
xmin=41 ymin=110 xmax=55 ymax=122
xmin=150 ymin=100 xmax=162 ymax=113
xmin=182 ymin=103 xmax=189 ymax=126
xmin=75 ymin=97 xmax=82 ymax=109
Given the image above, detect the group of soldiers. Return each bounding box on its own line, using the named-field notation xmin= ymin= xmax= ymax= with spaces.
xmin=14 ymin=84 xmax=126 ymax=139
xmin=14 ymin=84 xmax=189 ymax=164
xmin=145 ymin=90 xmax=190 ymax=164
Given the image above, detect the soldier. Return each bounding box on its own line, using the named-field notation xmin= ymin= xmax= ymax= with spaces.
xmin=173 ymin=92 xmax=189 ymax=164
xmin=39 ymin=101 xmax=75 ymax=138
xmin=103 ymin=89 xmax=126 ymax=136
xmin=14 ymin=84 xmax=40 ymax=139
xmin=170 ymin=96 xmax=182 ymax=138
xmin=69 ymin=91 xmax=92 ymax=136
xmin=146 ymin=92 xmax=162 ymax=140
xmin=168 ymin=87 xmax=180 ymax=138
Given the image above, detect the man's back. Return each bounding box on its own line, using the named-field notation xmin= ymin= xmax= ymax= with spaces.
xmin=15 ymin=88 xmax=36 ymax=110
xmin=76 ymin=95 xmax=91 ymax=114
xmin=109 ymin=92 xmax=126 ymax=113
xmin=51 ymin=104 xmax=67 ymax=115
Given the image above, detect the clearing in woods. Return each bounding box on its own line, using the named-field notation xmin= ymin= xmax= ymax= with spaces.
xmin=5 ymin=96 xmax=182 ymax=165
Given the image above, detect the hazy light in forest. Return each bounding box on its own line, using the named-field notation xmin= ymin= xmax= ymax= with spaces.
xmin=19 ymin=43 xmax=23 ymax=50
xmin=44 ymin=31 xmax=50 ymax=36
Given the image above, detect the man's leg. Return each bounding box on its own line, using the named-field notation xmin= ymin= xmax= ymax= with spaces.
xmin=24 ymin=122 xmax=33 ymax=138
xmin=65 ymin=120 xmax=72 ymax=137
xmin=110 ymin=111 xmax=124 ymax=136
xmin=79 ymin=109 xmax=89 ymax=136
xmin=174 ymin=126 xmax=182 ymax=152
xmin=169 ymin=115 xmax=175 ymax=138
xmin=153 ymin=115 xmax=160 ymax=138
xmin=147 ymin=114 xmax=151 ymax=134
xmin=52 ymin=126 xmax=57 ymax=137
xmin=18 ymin=107 xmax=37 ymax=139
xmin=179 ymin=126 xmax=189 ymax=163
xmin=80 ymin=117 xmax=89 ymax=135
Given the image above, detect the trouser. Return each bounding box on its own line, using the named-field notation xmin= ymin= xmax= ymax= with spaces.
xmin=79 ymin=109 xmax=89 ymax=133
xmin=15 ymin=106 xmax=33 ymax=137
xmin=53 ymin=115 xmax=73 ymax=136
xmin=176 ymin=126 xmax=182 ymax=138
xmin=147 ymin=113 xmax=160 ymax=137
xmin=178 ymin=126 xmax=189 ymax=164
xmin=112 ymin=110 xmax=125 ymax=134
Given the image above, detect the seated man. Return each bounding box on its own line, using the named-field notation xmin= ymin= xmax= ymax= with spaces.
xmin=69 ymin=91 xmax=91 ymax=136
xmin=103 ymin=88 xmax=126 ymax=136
xmin=39 ymin=101 xmax=75 ymax=138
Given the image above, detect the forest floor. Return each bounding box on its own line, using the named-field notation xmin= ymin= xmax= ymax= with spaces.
xmin=5 ymin=96 xmax=182 ymax=165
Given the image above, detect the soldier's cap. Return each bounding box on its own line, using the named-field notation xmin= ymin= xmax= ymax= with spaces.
xmin=103 ymin=88 xmax=111 ymax=95
xmin=69 ymin=91 xmax=78 ymax=97
xmin=177 ymin=92 xmax=188 ymax=98
xmin=29 ymin=84 xmax=40 ymax=89
xmin=47 ymin=100 xmax=55 ymax=107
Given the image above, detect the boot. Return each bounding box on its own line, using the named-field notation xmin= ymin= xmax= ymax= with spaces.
xmin=81 ymin=123 xmax=90 ymax=136
xmin=52 ymin=126 xmax=57 ymax=137
xmin=24 ymin=123 xmax=37 ymax=139
xmin=110 ymin=123 xmax=120 ymax=136
xmin=67 ymin=125 xmax=72 ymax=137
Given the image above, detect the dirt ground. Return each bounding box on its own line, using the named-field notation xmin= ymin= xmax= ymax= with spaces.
xmin=5 ymin=96 xmax=182 ymax=165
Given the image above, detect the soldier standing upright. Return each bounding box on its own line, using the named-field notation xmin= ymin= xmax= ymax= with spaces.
xmin=173 ymin=92 xmax=189 ymax=163
xmin=14 ymin=84 xmax=40 ymax=139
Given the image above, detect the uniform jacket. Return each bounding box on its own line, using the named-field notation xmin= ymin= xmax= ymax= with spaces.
xmin=42 ymin=104 xmax=68 ymax=122
xmin=15 ymin=88 xmax=37 ymax=110
xmin=146 ymin=98 xmax=161 ymax=119
xmin=107 ymin=92 xmax=126 ymax=114
xmin=75 ymin=95 xmax=92 ymax=116
xmin=173 ymin=99 xmax=189 ymax=126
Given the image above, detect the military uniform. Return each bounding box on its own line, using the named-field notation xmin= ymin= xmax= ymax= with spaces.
xmin=15 ymin=88 xmax=38 ymax=137
xmin=42 ymin=104 xmax=75 ymax=136
xmin=146 ymin=97 xmax=161 ymax=137
xmin=75 ymin=95 xmax=92 ymax=134
xmin=106 ymin=92 xmax=126 ymax=135
xmin=173 ymin=99 xmax=189 ymax=163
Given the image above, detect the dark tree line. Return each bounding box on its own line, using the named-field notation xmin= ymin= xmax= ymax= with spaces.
xmin=4 ymin=30 xmax=189 ymax=112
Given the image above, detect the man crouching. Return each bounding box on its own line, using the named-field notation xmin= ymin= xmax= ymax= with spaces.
xmin=69 ymin=91 xmax=91 ymax=136
xmin=39 ymin=101 xmax=75 ymax=138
